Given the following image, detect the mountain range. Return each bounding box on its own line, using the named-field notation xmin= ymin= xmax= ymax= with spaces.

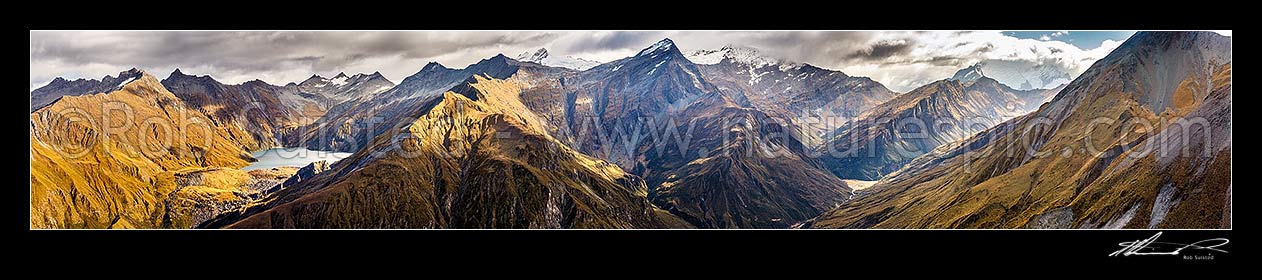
xmin=29 ymin=31 xmax=1231 ymax=229
xmin=30 ymin=69 xmax=254 ymax=228
xmin=687 ymin=46 xmax=898 ymax=146
xmin=807 ymin=31 xmax=1231 ymax=229
xmin=816 ymin=76 xmax=1060 ymax=180
xmin=516 ymin=48 xmax=602 ymax=71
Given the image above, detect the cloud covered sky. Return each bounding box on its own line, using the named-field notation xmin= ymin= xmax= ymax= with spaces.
xmin=31 ymin=31 xmax=1147 ymax=92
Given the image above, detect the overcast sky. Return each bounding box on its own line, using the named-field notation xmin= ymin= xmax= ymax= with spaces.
xmin=31 ymin=31 xmax=1172 ymax=92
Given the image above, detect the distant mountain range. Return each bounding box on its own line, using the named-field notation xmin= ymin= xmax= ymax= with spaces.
xmin=959 ymin=61 xmax=1074 ymax=90
xmin=29 ymin=31 xmax=1231 ymax=229
xmin=687 ymin=46 xmax=898 ymax=146
xmin=816 ymin=76 xmax=1060 ymax=180
xmin=30 ymin=69 xmax=147 ymax=112
xmin=807 ymin=31 xmax=1231 ymax=229
xmin=519 ymin=39 xmax=853 ymax=228
xmin=516 ymin=48 xmax=602 ymax=71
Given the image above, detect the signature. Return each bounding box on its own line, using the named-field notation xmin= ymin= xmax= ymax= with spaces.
xmin=1109 ymin=232 xmax=1229 ymax=257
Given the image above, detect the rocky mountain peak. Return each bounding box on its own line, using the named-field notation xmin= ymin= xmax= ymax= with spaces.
xmin=421 ymin=62 xmax=448 ymax=72
xmin=637 ymin=38 xmax=679 ymax=57
xmin=302 ymin=74 xmax=325 ymax=84
xmin=950 ymin=63 xmax=986 ymax=82
xmin=465 ymin=54 xmax=519 ymax=79
xmin=686 ymin=45 xmax=800 ymax=70
xmin=164 ymin=69 xmax=218 ymax=84
xmin=514 ymin=47 xmax=600 ymax=70
xmin=517 ymin=48 xmax=550 ymax=62
xmin=121 ymin=67 xmax=145 ymax=78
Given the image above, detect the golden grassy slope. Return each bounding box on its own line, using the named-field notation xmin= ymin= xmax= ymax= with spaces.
xmin=29 ymin=73 xmax=253 ymax=228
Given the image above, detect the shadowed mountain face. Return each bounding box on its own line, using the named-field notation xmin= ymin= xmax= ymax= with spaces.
xmin=519 ymin=39 xmax=852 ymax=228
xmin=205 ymin=76 xmax=690 ymax=229
xmin=808 ymin=31 xmax=1231 ymax=229
xmin=296 ymin=72 xmax=396 ymax=106
xmin=30 ymin=69 xmax=147 ymax=112
xmin=816 ymin=77 xmax=1060 ymax=180
xmin=161 ymin=70 xmax=395 ymax=151
xmin=161 ymin=70 xmax=309 ymax=151
xmin=688 ymin=46 xmax=898 ymax=146
xmin=30 ymin=71 xmax=253 ymax=228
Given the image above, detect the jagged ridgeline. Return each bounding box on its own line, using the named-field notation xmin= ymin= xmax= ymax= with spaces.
xmin=205 ymin=75 xmax=691 ymax=228
xmin=808 ymin=31 xmax=1231 ymax=229
xmin=162 ymin=69 xmax=395 ymax=151
xmin=815 ymin=77 xmax=1060 ymax=181
xmin=213 ymin=40 xmax=858 ymax=228
xmin=30 ymin=31 xmax=1229 ymax=229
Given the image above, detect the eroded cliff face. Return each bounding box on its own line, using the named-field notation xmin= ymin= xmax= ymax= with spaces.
xmin=206 ymin=76 xmax=690 ymax=229
xmin=30 ymin=72 xmax=254 ymax=228
xmin=809 ymin=32 xmax=1231 ymax=229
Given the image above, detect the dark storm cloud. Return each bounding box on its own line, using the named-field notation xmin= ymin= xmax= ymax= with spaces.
xmin=843 ymin=39 xmax=915 ymax=61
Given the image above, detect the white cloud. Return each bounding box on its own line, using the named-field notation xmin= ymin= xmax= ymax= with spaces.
xmin=831 ymin=31 xmax=1124 ymax=91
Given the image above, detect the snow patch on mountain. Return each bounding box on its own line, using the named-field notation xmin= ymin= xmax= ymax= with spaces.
xmin=686 ymin=45 xmax=801 ymax=70
xmin=949 ymin=64 xmax=985 ymax=82
xmin=330 ymin=75 xmax=348 ymax=86
xmin=687 ymin=48 xmax=727 ymax=65
xmin=971 ymin=61 xmax=1074 ymax=90
xmin=638 ymin=39 xmax=676 ymax=57
xmin=514 ymin=48 xmax=601 ymax=71
xmin=116 ymin=76 xmax=138 ymax=89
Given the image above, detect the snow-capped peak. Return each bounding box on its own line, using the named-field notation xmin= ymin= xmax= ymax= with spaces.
xmin=516 ymin=48 xmax=550 ymax=62
xmin=514 ymin=47 xmax=601 ymax=71
xmin=686 ymin=45 xmax=797 ymax=70
xmin=949 ymin=63 xmax=986 ymax=82
xmin=637 ymin=38 xmax=677 ymax=57
xmin=420 ymin=62 xmax=448 ymax=72
xmin=685 ymin=47 xmax=730 ymax=65
xmin=329 ymin=73 xmax=349 ymax=86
